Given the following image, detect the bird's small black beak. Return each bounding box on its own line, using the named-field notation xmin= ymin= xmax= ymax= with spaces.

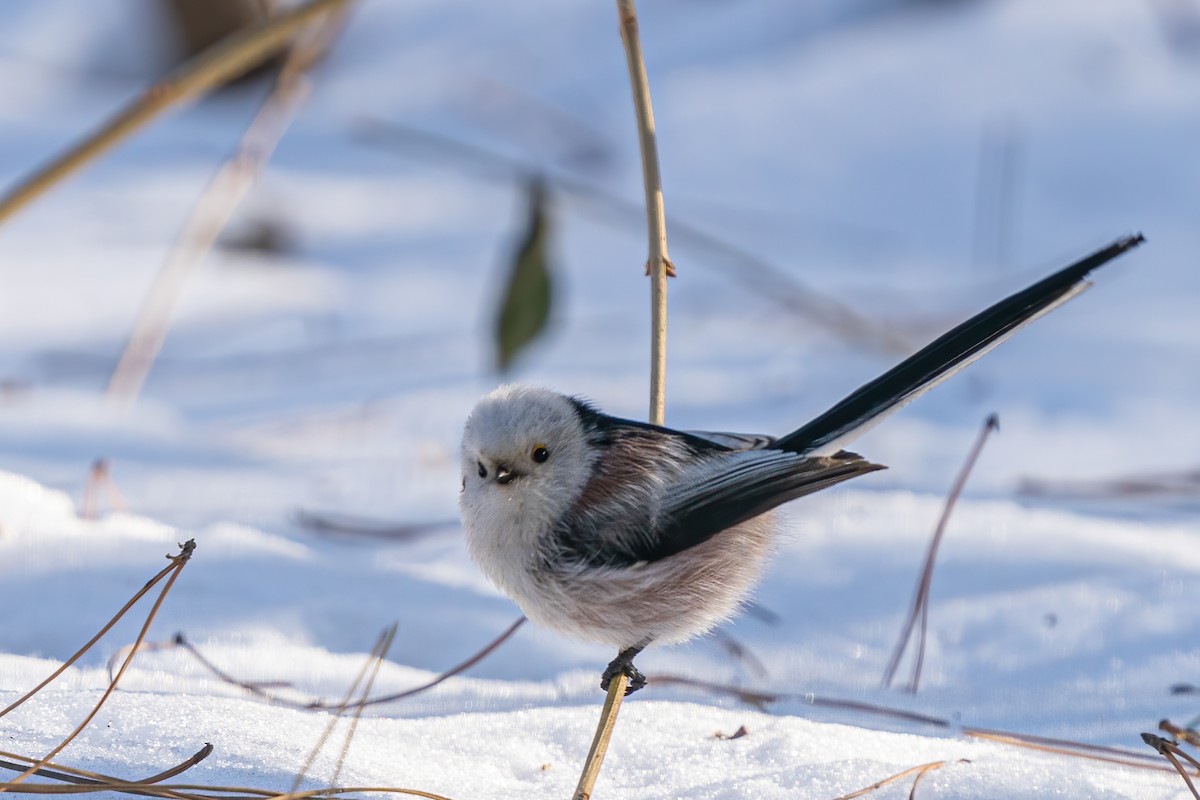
xmin=495 ymin=465 xmax=515 ymax=485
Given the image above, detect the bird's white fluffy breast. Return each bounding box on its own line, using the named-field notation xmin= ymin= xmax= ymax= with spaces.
xmin=531 ymin=512 xmax=779 ymax=648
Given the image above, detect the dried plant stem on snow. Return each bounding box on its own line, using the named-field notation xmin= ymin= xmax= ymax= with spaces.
xmin=573 ymin=2 xmax=671 ymax=799
xmin=1161 ymin=718 xmax=1200 ymax=749
xmin=1143 ymin=733 xmax=1200 ymax=798
xmin=905 ymin=761 xmax=943 ymax=800
xmin=0 ymin=0 xmax=349 ymax=228
xmin=108 ymin=617 xmax=526 ymax=710
xmin=647 ymin=674 xmax=951 ymax=727
xmin=290 ymin=623 xmax=397 ymax=795
xmin=81 ymin=458 xmax=127 ymax=519
xmin=0 ymin=776 xmax=454 ymax=800
xmin=326 ymin=630 xmax=392 ymax=793
xmin=828 ymin=759 xmax=959 ymax=800
xmin=106 ymin=6 xmax=348 ymax=403
xmin=648 ymin=674 xmax=1181 ymax=774
xmin=961 ymin=728 xmax=1174 ymax=774
xmin=0 ymin=743 xmax=212 ymax=790
xmin=0 ymin=546 xmax=189 ymax=721
xmin=1 ymin=541 xmax=195 ymax=791
xmin=881 ymin=413 xmax=999 ymax=692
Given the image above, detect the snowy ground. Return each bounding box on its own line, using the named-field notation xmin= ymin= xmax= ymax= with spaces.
xmin=1 ymin=1 xmax=1198 ymax=798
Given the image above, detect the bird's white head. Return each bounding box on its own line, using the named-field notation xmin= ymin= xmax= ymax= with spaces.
xmin=460 ymin=385 xmax=597 ymax=556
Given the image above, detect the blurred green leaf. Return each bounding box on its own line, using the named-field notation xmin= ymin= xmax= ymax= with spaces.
xmin=494 ymin=179 xmax=554 ymax=372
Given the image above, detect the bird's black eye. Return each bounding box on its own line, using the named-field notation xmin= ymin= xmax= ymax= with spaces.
xmin=477 ymin=461 xmax=488 ymax=478
xmin=531 ymin=445 xmax=549 ymax=463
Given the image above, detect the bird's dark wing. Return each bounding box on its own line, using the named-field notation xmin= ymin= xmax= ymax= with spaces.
xmin=774 ymin=235 xmax=1144 ymax=456
xmin=556 ymin=409 xmax=883 ymax=567
xmin=641 ymin=448 xmax=884 ymax=562
xmin=555 ymin=412 xmax=733 ymax=567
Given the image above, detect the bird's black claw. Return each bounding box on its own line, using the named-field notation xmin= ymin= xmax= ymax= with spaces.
xmin=600 ymin=654 xmax=647 ymax=695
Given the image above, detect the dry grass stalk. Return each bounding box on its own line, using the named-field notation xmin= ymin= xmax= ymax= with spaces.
xmin=0 ymin=774 xmax=455 ymax=800
xmin=828 ymin=759 xmax=957 ymax=800
xmin=326 ymin=632 xmax=393 ymax=793
xmin=0 ymin=0 xmax=349 ymax=228
xmin=4 ymin=731 xmax=455 ymax=800
xmin=105 ymin=4 xmax=349 ymax=404
xmin=0 ymin=543 xmax=193 ymax=722
xmin=1161 ymin=719 xmax=1200 ymax=749
xmin=0 ymin=743 xmax=212 ymax=789
xmin=881 ymin=414 xmax=999 ymax=693
xmin=290 ymin=624 xmax=396 ymax=795
xmin=106 ymin=634 xmax=294 ymax=695
xmin=1143 ymin=733 xmax=1200 ymax=798
xmin=647 ymin=674 xmax=1183 ymax=775
xmin=2 ymin=541 xmax=196 ymax=791
xmin=107 ymin=618 xmax=525 ymax=711
xmin=905 ymin=760 xmax=947 ymax=800
xmin=647 ymin=674 xmax=950 ymax=726
xmin=81 ymin=459 xmax=127 ymax=519
xmin=573 ymin=2 xmax=671 ymax=798
xmin=571 ymin=680 xmax=627 ymax=800
xmin=962 ymin=728 xmax=1177 ymax=774
xmin=710 ymin=629 xmax=769 ymax=679
xmin=616 ymin=0 xmax=673 ymax=424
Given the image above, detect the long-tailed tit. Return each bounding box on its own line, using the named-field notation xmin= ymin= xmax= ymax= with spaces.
xmin=459 ymin=235 xmax=1143 ymax=693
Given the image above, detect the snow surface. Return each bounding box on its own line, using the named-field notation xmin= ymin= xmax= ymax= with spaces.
xmin=1 ymin=1 xmax=1198 ymax=798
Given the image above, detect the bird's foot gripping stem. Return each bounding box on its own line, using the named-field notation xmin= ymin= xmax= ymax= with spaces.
xmin=600 ymin=644 xmax=647 ymax=695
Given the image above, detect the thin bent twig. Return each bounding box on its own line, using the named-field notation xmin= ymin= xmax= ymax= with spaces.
xmin=0 ymin=552 xmax=184 ymax=721
xmin=1142 ymin=733 xmax=1200 ymax=798
xmin=0 ymin=744 xmax=212 ymax=789
xmin=120 ymin=617 xmax=526 ymax=711
xmin=881 ymin=414 xmax=999 ymax=692
xmin=327 ymin=625 xmax=395 ymax=791
xmin=289 ymin=624 xmax=396 ymax=795
xmin=828 ymin=760 xmax=957 ymax=800
xmin=2 ymin=541 xmax=196 ymax=791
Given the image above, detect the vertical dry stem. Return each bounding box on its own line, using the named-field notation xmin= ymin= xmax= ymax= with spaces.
xmin=617 ymin=0 xmax=673 ymax=426
xmin=571 ymin=678 xmax=629 ymax=800
xmin=573 ymin=2 xmax=670 ymax=798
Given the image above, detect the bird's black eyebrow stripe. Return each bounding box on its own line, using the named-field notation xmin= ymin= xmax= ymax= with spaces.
xmin=567 ymin=397 xmax=611 ymax=445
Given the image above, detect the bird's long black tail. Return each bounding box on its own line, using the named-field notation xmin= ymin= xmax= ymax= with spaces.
xmin=774 ymin=234 xmax=1145 ymax=456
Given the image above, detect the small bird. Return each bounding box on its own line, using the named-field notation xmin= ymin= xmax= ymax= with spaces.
xmin=459 ymin=235 xmax=1142 ymax=694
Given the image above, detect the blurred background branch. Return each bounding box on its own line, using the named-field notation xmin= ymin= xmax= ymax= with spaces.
xmin=0 ymin=0 xmax=349 ymax=228
xmin=105 ymin=1 xmax=350 ymax=404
